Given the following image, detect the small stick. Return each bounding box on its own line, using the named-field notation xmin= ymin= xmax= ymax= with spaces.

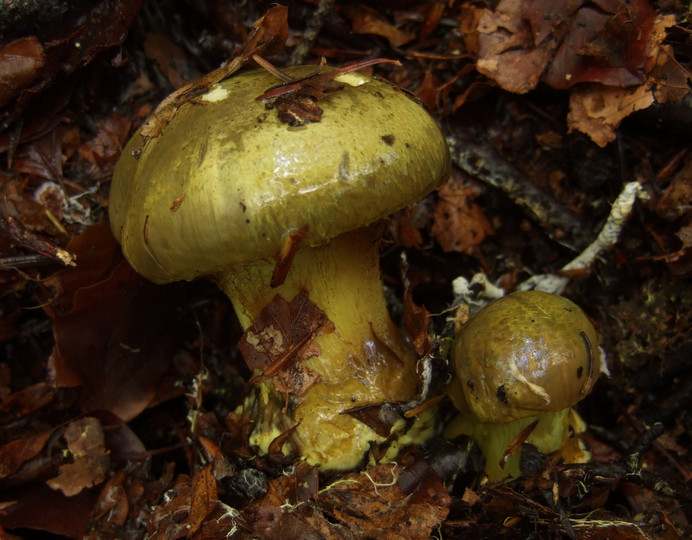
xmin=289 ymin=0 xmax=336 ymax=66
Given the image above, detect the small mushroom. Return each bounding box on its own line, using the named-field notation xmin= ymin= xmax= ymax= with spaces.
xmin=445 ymin=290 xmax=603 ymax=480
xmin=109 ymin=65 xmax=450 ymax=470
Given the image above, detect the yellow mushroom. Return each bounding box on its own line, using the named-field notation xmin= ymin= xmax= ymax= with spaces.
xmin=445 ymin=290 xmax=602 ymax=480
xmin=109 ymin=65 xmax=450 ymax=470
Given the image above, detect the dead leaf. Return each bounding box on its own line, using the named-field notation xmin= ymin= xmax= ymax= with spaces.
xmin=271 ymin=226 xmax=308 ymax=288
xmin=86 ymin=470 xmax=129 ymax=532
xmin=567 ymin=13 xmax=689 ymax=146
xmin=0 ymin=0 xmax=143 ymax=132
xmin=242 ymin=461 xmax=450 ymax=539
xmin=0 ymin=483 xmax=97 ymax=538
xmin=77 ymin=113 xmax=133 ymax=171
xmin=432 ymin=172 xmax=494 ymax=253
xmin=46 ymin=417 xmax=110 ymax=496
xmin=402 ymin=279 xmax=430 ymax=357
xmin=239 ymin=292 xmax=335 ymax=396
xmin=187 ymin=465 xmax=218 ymax=536
xmin=343 ymin=402 xmax=405 ymax=438
xmin=476 ymin=0 xmax=567 ymax=94
xmin=44 ymin=223 xmax=190 ymax=422
xmin=0 ymin=382 xmax=55 ymax=420
xmin=146 ymin=470 xmax=239 ymax=539
xmin=143 ymin=33 xmax=197 ymax=89
xmin=542 ymin=0 xmax=655 ymax=89
xmin=0 ymin=36 xmax=46 ymax=107
xmin=254 ymin=56 xmax=401 ymax=126
xmin=272 ymin=363 xmax=321 ymax=399
xmin=343 ymin=4 xmax=415 ymax=47
xmin=0 ymin=429 xmax=53 ymax=480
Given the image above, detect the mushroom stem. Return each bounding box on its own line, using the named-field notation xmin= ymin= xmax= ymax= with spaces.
xmin=445 ymin=408 xmax=573 ymax=480
xmin=214 ymin=224 xmax=419 ymax=469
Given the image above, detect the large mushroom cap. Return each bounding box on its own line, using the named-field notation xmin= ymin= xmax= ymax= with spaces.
xmin=451 ymin=291 xmax=601 ymax=423
xmin=109 ymin=65 xmax=451 ymax=284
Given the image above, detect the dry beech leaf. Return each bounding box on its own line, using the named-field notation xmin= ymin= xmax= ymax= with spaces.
xmin=432 ymin=173 xmax=494 ymax=253
xmin=241 ymin=461 xmax=450 ymax=538
xmin=567 ymin=13 xmax=689 ymax=146
xmin=239 ymin=291 xmax=335 ymax=396
xmin=342 ymin=4 xmax=415 ymax=47
xmin=0 ymin=36 xmax=45 ymax=107
xmin=44 ymin=223 xmax=189 ymax=422
xmin=476 ymin=0 xmax=658 ymax=94
xmin=0 ymin=429 xmax=54 ymax=480
xmin=46 ymin=417 xmax=110 ymax=497
xmin=146 ymin=470 xmax=239 ymax=539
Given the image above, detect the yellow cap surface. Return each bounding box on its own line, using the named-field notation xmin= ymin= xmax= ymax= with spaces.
xmin=109 ymin=66 xmax=450 ymax=283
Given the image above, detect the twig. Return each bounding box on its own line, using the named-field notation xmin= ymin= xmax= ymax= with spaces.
xmin=518 ymin=181 xmax=648 ymax=294
xmin=0 ymin=216 xmax=75 ymax=266
xmin=289 ymin=0 xmax=336 ymax=66
xmin=447 ymin=129 xmax=587 ymax=248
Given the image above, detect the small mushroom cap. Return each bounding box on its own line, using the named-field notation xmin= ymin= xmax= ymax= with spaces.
xmin=450 ymin=291 xmax=600 ymax=423
xmin=109 ymin=66 xmax=451 ymax=284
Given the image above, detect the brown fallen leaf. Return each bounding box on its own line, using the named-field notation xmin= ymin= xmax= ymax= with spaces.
xmin=342 ymin=4 xmax=415 ymax=47
xmin=146 ymin=470 xmax=239 ymax=539
xmin=254 ymin=56 xmax=402 ymax=126
xmin=84 ymin=470 xmax=129 ymax=535
xmin=476 ymin=0 xmax=562 ymax=94
xmin=46 ymin=417 xmax=110 ymax=497
xmin=567 ymin=12 xmax=689 ymax=146
xmin=542 ymin=0 xmax=655 ymax=90
xmin=0 ymin=36 xmax=45 ymax=108
xmin=239 ymin=292 xmax=335 ymax=396
xmin=0 ymin=429 xmax=53 ymax=481
xmin=402 ymin=277 xmax=430 ymax=357
xmin=241 ymin=460 xmax=450 ymax=539
xmin=655 ymin=156 xmax=692 ymax=222
xmin=431 ymin=172 xmax=494 ymax=254
xmin=271 ymin=226 xmax=308 ymax=288
xmin=476 ymin=0 xmax=657 ymax=94
xmin=187 ymin=464 xmax=218 ymax=536
xmin=44 ymin=222 xmax=190 ymax=422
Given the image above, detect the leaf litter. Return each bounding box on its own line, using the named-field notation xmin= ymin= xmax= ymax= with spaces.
xmin=0 ymin=1 xmax=691 ymax=538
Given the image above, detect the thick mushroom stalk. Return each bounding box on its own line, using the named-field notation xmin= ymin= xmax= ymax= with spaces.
xmin=217 ymin=226 xmax=418 ymax=468
xmin=109 ymin=65 xmax=451 ymax=470
xmin=445 ymin=291 xmax=603 ymax=480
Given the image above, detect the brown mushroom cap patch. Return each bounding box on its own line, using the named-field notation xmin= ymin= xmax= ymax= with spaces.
xmin=109 ymin=66 xmax=450 ymax=284
xmin=451 ymin=291 xmax=601 ymax=423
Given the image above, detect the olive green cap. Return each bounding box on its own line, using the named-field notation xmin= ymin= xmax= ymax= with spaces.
xmin=109 ymin=66 xmax=451 ymax=284
xmin=450 ymin=291 xmax=600 ymax=423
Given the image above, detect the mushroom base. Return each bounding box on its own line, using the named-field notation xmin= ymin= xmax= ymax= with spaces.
xmin=216 ymin=225 xmax=421 ymax=470
xmin=444 ymin=408 xmax=590 ymax=480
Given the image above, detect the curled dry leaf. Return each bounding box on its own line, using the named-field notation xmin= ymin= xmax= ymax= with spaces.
xmin=254 ymin=56 xmax=402 ymax=126
xmin=566 ymin=11 xmax=689 ymax=146
xmin=475 ymin=0 xmax=690 ymax=146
